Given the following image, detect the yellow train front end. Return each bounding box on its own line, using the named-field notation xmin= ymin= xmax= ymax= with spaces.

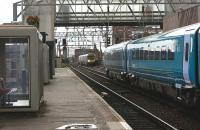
xmin=87 ymin=53 xmax=96 ymax=65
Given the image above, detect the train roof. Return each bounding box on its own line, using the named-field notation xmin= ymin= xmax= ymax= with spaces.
xmin=79 ymin=53 xmax=95 ymax=57
xmin=131 ymin=23 xmax=200 ymax=44
xmin=104 ymin=40 xmax=131 ymax=52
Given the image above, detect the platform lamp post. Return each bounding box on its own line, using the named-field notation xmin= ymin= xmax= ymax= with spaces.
xmin=107 ymin=37 xmax=111 ymax=47
xmin=40 ymin=32 xmax=48 ymax=43
xmin=105 ymin=5 xmax=110 ymax=48
xmin=123 ymin=27 xmax=126 ymax=42
xmin=62 ymin=38 xmax=68 ymax=66
xmin=58 ymin=39 xmax=61 ymax=57
xmin=63 ymin=38 xmax=67 ymax=46
xmin=142 ymin=5 xmax=145 ymax=37
xmin=21 ymin=0 xmax=24 ymax=21
xmin=105 ymin=26 xmax=109 ymax=47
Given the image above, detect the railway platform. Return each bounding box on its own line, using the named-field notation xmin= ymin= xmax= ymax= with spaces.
xmin=0 ymin=68 xmax=132 ymax=130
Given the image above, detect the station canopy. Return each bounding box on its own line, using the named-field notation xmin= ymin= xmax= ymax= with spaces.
xmin=55 ymin=0 xmax=200 ymax=27
xmin=56 ymin=0 xmax=166 ymax=27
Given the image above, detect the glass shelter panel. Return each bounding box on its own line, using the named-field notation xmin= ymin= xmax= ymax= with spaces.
xmin=0 ymin=37 xmax=29 ymax=108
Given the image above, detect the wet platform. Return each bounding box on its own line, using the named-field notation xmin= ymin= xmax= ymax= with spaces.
xmin=0 ymin=68 xmax=132 ymax=130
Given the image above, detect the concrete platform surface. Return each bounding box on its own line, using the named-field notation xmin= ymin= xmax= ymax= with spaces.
xmin=0 ymin=68 xmax=132 ymax=130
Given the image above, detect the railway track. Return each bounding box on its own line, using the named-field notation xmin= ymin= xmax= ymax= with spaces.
xmin=81 ymin=66 xmax=178 ymax=107
xmin=78 ymin=67 xmax=200 ymax=130
xmin=70 ymin=66 xmax=178 ymax=130
xmin=82 ymin=66 xmax=106 ymax=76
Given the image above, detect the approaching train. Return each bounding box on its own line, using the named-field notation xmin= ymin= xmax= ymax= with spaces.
xmin=104 ymin=23 xmax=200 ymax=106
xmin=78 ymin=53 xmax=96 ymax=65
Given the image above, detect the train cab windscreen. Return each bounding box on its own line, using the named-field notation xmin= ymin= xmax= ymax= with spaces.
xmin=0 ymin=37 xmax=30 ymax=108
xmin=88 ymin=54 xmax=95 ymax=60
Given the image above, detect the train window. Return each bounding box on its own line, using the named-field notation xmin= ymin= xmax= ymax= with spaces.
xmin=118 ymin=51 xmax=121 ymax=59
xmin=109 ymin=53 xmax=111 ymax=60
xmin=185 ymin=43 xmax=189 ymax=61
xmin=140 ymin=49 xmax=144 ymax=60
xmin=149 ymin=50 xmax=154 ymax=60
xmin=136 ymin=49 xmax=139 ymax=60
xmin=114 ymin=51 xmax=120 ymax=60
xmin=114 ymin=52 xmax=117 ymax=60
xmin=168 ymin=49 xmax=174 ymax=60
xmin=155 ymin=50 xmax=161 ymax=60
xmin=88 ymin=54 xmax=95 ymax=60
xmin=110 ymin=53 xmax=112 ymax=60
xmin=112 ymin=52 xmax=115 ymax=60
xmin=167 ymin=40 xmax=176 ymax=60
xmin=115 ymin=52 xmax=118 ymax=60
xmin=108 ymin=52 xmax=111 ymax=60
xmin=116 ymin=51 xmax=121 ymax=60
xmin=107 ymin=53 xmax=109 ymax=60
xmin=113 ymin=52 xmax=116 ymax=60
xmin=144 ymin=50 xmax=149 ymax=60
xmin=161 ymin=49 xmax=167 ymax=60
xmin=132 ymin=50 xmax=136 ymax=60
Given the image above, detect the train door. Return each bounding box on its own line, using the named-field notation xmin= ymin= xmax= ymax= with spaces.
xmin=183 ymin=33 xmax=191 ymax=84
xmin=196 ymin=28 xmax=200 ymax=86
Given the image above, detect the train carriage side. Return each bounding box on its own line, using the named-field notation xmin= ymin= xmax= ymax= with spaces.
xmin=78 ymin=55 xmax=83 ymax=65
xmin=126 ymin=23 xmax=200 ymax=105
xmin=127 ymin=35 xmax=184 ymax=85
xmin=83 ymin=54 xmax=88 ymax=65
xmin=104 ymin=41 xmax=129 ymax=79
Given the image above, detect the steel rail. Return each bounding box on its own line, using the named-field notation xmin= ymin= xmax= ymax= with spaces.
xmin=71 ymin=66 xmax=178 ymax=130
xmin=81 ymin=66 xmax=106 ymax=76
xmin=73 ymin=66 xmax=107 ymax=79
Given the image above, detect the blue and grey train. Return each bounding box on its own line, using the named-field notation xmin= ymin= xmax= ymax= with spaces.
xmin=104 ymin=23 xmax=200 ymax=105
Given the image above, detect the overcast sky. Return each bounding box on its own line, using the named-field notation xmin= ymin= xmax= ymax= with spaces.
xmin=0 ymin=0 xmax=19 ymax=24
